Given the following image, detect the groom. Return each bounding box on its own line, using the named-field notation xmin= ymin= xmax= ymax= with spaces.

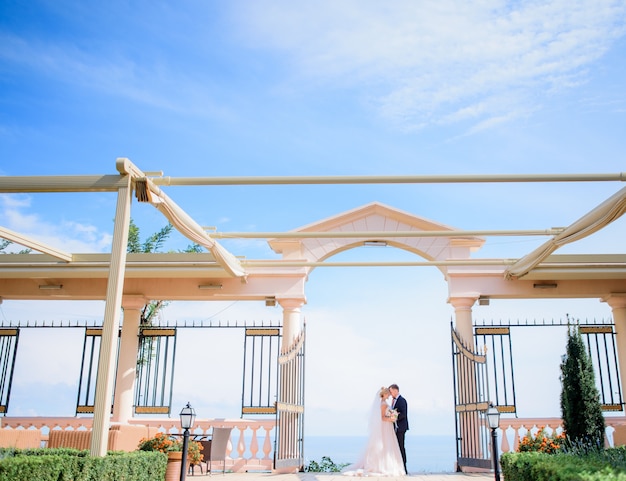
xmin=389 ymin=383 xmax=408 ymax=474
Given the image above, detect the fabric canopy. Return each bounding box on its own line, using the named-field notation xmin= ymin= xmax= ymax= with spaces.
xmin=505 ymin=186 xmax=626 ymax=279
xmin=135 ymin=178 xmax=247 ymax=278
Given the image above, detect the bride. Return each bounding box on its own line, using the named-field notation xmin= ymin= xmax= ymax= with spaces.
xmin=341 ymin=387 xmax=407 ymax=476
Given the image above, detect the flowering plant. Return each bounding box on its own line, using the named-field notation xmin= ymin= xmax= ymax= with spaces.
xmin=137 ymin=432 xmax=204 ymax=464
xmin=517 ymin=426 xmax=565 ymax=454
xmin=187 ymin=440 xmax=204 ymax=465
xmin=386 ymin=408 xmax=399 ymax=422
xmin=138 ymin=432 xmax=180 ymax=453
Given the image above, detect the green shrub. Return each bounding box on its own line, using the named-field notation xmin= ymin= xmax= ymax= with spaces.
xmin=560 ymin=323 xmax=605 ymax=447
xmin=0 ymin=448 xmax=166 ymax=481
xmin=501 ymin=449 xmax=626 ymax=481
xmin=305 ymin=456 xmax=349 ymax=472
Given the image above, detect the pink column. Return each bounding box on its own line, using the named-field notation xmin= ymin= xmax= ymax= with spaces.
xmin=602 ymin=293 xmax=626 ymax=416
xmin=449 ymin=296 xmax=476 ymax=346
xmin=112 ymin=295 xmax=147 ymax=423
xmin=279 ymin=298 xmax=304 ymax=350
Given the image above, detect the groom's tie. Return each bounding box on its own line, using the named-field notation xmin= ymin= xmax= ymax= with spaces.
xmin=392 ymin=397 xmax=396 ymax=409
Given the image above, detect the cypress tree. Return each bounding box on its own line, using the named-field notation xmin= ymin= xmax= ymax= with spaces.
xmin=560 ymin=323 xmax=605 ymax=447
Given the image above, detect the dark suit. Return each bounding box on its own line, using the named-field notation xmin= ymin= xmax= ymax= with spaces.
xmin=392 ymin=394 xmax=409 ymax=473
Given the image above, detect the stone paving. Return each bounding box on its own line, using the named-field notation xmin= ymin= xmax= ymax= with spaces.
xmin=187 ymin=472 xmax=495 ymax=481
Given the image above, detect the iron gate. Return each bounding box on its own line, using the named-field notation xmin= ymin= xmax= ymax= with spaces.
xmin=475 ymin=320 xmax=623 ymax=413
xmin=451 ymin=323 xmax=492 ymax=470
xmin=0 ymin=319 xmax=282 ymax=417
xmin=242 ymin=328 xmax=280 ymax=416
xmin=274 ymin=326 xmax=306 ymax=471
xmin=77 ymin=327 xmax=120 ymax=414
xmin=0 ymin=328 xmax=19 ymax=414
xmin=134 ymin=327 xmax=177 ymax=415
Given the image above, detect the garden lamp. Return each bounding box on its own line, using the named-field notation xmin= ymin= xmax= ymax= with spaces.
xmin=180 ymin=402 xmax=196 ymax=430
xmin=486 ymin=403 xmax=501 ymax=481
xmin=179 ymin=402 xmax=196 ymax=481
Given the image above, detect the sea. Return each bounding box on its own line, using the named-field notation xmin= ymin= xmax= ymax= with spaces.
xmin=302 ymin=435 xmax=457 ymax=474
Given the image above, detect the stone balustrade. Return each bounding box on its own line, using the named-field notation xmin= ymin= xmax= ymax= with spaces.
xmin=6 ymin=415 xmax=626 ymax=470
xmin=495 ymin=417 xmax=626 ymax=453
xmin=1 ymin=416 xmax=276 ymax=472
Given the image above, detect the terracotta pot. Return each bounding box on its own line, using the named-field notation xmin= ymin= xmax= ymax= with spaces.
xmin=165 ymin=451 xmax=183 ymax=481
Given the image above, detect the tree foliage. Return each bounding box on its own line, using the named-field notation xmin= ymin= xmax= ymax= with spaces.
xmin=560 ymin=321 xmax=605 ymax=447
xmin=127 ymin=219 xmax=173 ymax=254
xmin=0 ymin=239 xmax=32 ymax=254
xmin=126 ymin=219 xmax=201 ymax=325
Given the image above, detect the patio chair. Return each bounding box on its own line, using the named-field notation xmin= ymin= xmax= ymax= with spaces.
xmin=206 ymin=427 xmax=232 ymax=475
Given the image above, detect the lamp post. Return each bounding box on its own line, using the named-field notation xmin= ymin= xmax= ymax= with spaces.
xmin=179 ymin=402 xmax=196 ymax=481
xmin=486 ymin=403 xmax=501 ymax=481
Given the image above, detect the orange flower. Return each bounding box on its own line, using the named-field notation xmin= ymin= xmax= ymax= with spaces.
xmin=517 ymin=427 xmax=564 ymax=454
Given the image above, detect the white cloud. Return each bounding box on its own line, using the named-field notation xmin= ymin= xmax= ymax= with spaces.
xmin=0 ymin=194 xmax=31 ymax=209
xmin=0 ymin=194 xmax=113 ymax=253
xmin=237 ymin=0 xmax=626 ymax=130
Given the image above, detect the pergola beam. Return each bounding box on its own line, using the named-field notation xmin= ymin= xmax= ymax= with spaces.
xmin=242 ymin=259 xmax=517 ymax=268
xmin=2 ymin=172 xmax=624 ymax=193
xmin=0 ymin=175 xmax=127 ymax=193
xmin=0 ymin=227 xmax=72 ymax=262
xmin=152 ymin=172 xmax=626 ymax=186
xmin=211 ymin=228 xmax=565 ymax=239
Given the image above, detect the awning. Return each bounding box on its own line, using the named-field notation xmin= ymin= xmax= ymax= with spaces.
xmin=505 ymin=186 xmax=626 ymax=279
xmin=135 ymin=178 xmax=247 ymax=279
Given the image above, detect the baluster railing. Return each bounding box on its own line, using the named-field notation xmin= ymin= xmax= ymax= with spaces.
xmin=1 ymin=416 xmax=276 ymax=472
xmin=495 ymin=417 xmax=626 ymax=453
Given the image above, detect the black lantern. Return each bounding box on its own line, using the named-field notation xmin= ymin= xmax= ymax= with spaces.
xmin=486 ymin=403 xmax=501 ymax=481
xmin=180 ymin=402 xmax=196 ymax=430
xmin=179 ymin=402 xmax=196 ymax=481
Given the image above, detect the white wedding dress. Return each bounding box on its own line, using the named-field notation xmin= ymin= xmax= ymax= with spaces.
xmin=341 ymin=391 xmax=406 ymax=477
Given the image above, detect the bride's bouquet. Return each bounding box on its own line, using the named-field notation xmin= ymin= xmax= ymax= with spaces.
xmin=386 ymin=408 xmax=399 ymax=422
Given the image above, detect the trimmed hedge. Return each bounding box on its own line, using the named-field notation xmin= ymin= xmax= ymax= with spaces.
xmin=501 ymin=450 xmax=626 ymax=481
xmin=0 ymin=448 xmax=167 ymax=481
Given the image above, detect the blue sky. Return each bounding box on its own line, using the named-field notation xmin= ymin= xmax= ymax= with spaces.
xmin=1 ymin=0 xmax=626 ymax=449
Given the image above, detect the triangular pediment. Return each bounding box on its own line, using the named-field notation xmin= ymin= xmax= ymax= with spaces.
xmin=294 ymin=202 xmax=457 ymax=233
xmin=268 ymin=202 xmax=484 ymax=265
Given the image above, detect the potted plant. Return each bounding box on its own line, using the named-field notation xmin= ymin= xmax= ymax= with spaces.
xmin=138 ymin=432 xmax=204 ymax=473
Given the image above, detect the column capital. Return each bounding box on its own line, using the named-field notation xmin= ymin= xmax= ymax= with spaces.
xmin=277 ymin=298 xmax=306 ymax=310
xmin=448 ymin=296 xmax=477 ymax=310
xmin=122 ymin=295 xmax=148 ymax=310
xmin=602 ymin=293 xmax=626 ymax=310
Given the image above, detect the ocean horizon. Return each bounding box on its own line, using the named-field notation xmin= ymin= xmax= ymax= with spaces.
xmin=303 ymin=435 xmax=457 ymax=474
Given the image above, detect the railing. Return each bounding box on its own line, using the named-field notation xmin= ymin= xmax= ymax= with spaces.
xmin=496 ymin=417 xmax=626 ymax=453
xmin=5 ymin=415 xmax=626 ymax=470
xmin=1 ymin=417 xmax=276 ymax=472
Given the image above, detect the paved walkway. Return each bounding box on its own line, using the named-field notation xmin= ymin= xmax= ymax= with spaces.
xmin=190 ymin=472 xmax=495 ymax=481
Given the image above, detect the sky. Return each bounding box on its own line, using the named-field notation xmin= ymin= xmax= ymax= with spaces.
xmin=1 ymin=0 xmax=626 ymax=449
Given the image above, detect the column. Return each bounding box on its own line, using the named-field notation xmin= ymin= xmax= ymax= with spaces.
xmin=602 ymin=293 xmax=626 ymax=415
xmin=91 ymin=177 xmax=131 ymax=456
xmin=112 ymin=295 xmax=147 ymax=423
xmin=449 ymin=297 xmax=476 ymax=346
xmin=279 ymin=298 xmax=304 ymax=351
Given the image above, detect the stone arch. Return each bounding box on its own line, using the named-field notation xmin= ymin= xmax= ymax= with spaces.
xmin=268 ymin=202 xmax=485 ymax=273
